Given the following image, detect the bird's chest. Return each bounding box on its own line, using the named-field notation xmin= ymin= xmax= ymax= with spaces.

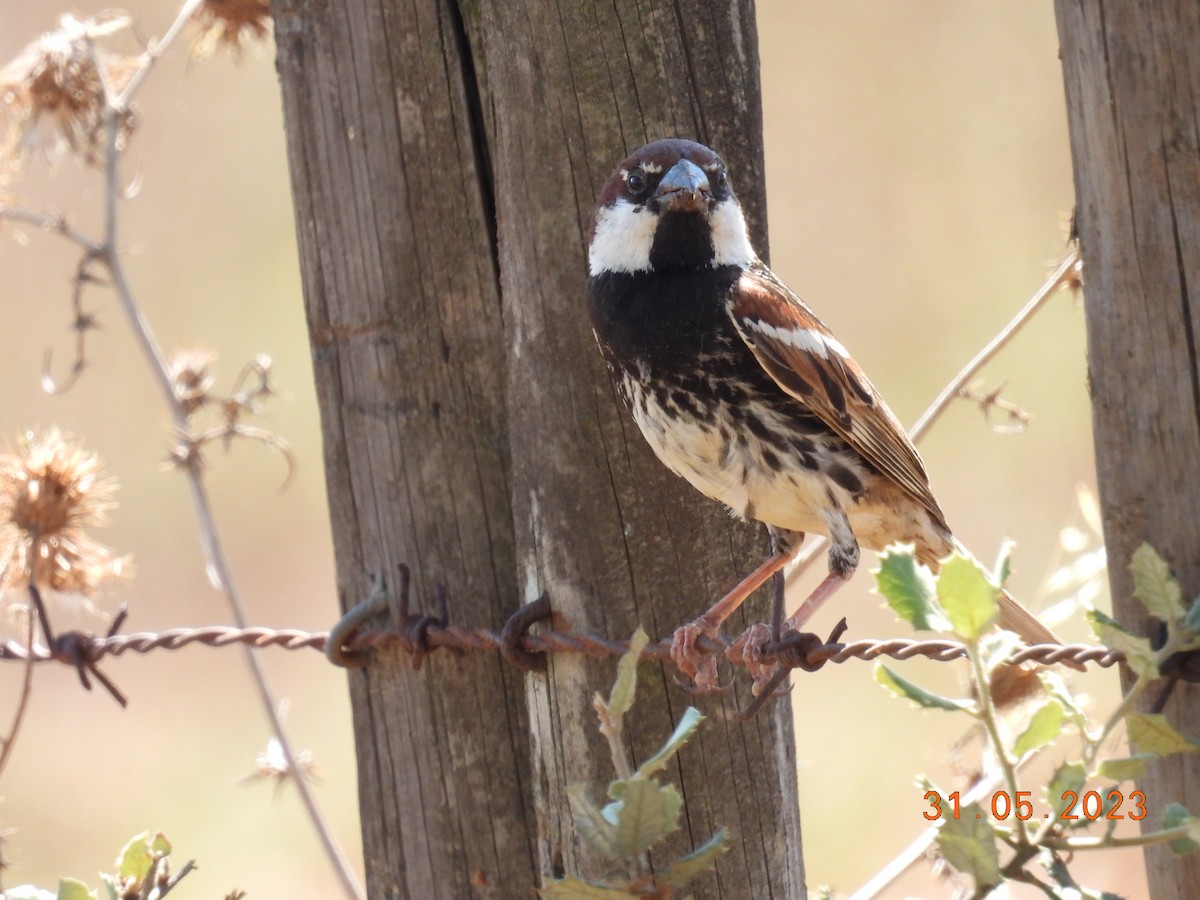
xmin=587 ymin=268 xmax=758 ymax=445
xmin=587 ymin=268 xmax=840 ymax=530
xmin=587 ymin=268 xmax=741 ymax=376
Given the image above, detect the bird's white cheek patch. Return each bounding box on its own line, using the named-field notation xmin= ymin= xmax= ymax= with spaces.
xmin=743 ymin=317 xmax=850 ymax=360
xmin=709 ymin=199 xmax=755 ymax=267
xmin=588 ymin=200 xmax=657 ymax=275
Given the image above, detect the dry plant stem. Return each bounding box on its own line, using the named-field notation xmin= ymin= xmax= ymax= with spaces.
xmin=0 ymin=598 xmax=37 ymax=781
xmin=82 ymin=6 xmax=364 ymax=898
xmin=907 ymin=250 xmax=1080 ymax=443
xmin=159 ymin=858 xmax=198 ymax=895
xmin=0 ymin=207 xmax=102 ymax=252
xmin=111 ymin=0 xmax=206 ymax=109
xmin=787 ymin=249 xmax=1081 ymax=583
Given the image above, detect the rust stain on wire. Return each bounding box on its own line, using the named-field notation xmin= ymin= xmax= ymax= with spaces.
xmin=0 ymin=620 xmax=1124 ymax=670
xmin=2 ymin=563 xmax=1125 ymax=712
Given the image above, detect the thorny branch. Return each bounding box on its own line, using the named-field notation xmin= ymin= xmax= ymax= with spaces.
xmin=0 ymin=5 xmax=361 ymax=898
xmin=960 ymin=378 xmax=1031 ymax=434
xmin=0 ymin=591 xmax=36 ymax=782
xmin=43 ymin=251 xmax=107 ymax=394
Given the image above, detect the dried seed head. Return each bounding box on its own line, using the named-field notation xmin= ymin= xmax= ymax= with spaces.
xmin=170 ymin=348 xmax=217 ymax=416
xmin=163 ymin=352 xmax=294 ymax=486
xmin=192 ymin=0 xmax=273 ymax=56
xmin=0 ymin=428 xmax=127 ymax=599
xmin=0 ymin=15 xmax=138 ymax=168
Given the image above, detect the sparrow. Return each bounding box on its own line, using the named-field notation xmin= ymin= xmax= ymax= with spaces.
xmin=585 ymin=138 xmax=1060 ymax=692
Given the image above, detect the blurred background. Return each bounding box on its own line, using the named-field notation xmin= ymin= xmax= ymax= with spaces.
xmin=0 ymin=2 xmax=1138 ymax=897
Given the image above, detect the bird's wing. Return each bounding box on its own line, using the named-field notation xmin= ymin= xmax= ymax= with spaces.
xmin=727 ymin=261 xmax=946 ymax=526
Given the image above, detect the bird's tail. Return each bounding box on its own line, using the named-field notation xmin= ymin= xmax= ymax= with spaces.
xmin=997 ymin=587 xmax=1061 ymax=646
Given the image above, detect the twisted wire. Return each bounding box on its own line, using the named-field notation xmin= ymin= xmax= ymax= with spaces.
xmin=0 ymin=622 xmax=1124 ymax=670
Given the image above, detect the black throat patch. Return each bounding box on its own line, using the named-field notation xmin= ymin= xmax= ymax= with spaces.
xmin=649 ymin=210 xmax=714 ymax=271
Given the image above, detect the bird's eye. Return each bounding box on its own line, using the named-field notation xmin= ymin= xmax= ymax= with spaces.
xmin=626 ymin=170 xmax=646 ymax=193
xmin=714 ymin=167 xmax=728 ymax=188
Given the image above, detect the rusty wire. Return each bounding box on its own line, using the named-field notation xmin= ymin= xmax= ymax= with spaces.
xmin=0 ymin=617 xmax=1124 ymax=670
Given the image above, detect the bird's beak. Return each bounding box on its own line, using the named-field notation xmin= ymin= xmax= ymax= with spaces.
xmin=655 ymin=158 xmax=711 ymax=213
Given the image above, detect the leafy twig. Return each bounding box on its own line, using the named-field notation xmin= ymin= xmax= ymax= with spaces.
xmin=874 ymin=541 xmax=1200 ymax=894
xmin=544 ymin=629 xmax=728 ymax=897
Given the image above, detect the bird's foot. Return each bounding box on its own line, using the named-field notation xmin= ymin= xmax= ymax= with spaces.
xmin=671 ymin=620 xmax=724 ymax=693
xmin=727 ymin=623 xmax=785 ymax=696
xmin=734 ymin=618 xmax=852 ymax=719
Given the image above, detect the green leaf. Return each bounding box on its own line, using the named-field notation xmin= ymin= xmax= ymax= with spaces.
xmin=605 ymin=778 xmax=681 ymax=858
xmin=875 ymin=663 xmax=974 ymax=713
xmin=660 ymin=829 xmax=729 ymax=888
xmin=1163 ymin=803 xmax=1200 ymax=855
xmin=935 ymin=803 xmax=1001 ymax=887
xmin=1127 ymin=713 xmax=1200 ymax=756
xmin=1097 ymin=755 xmax=1155 ymax=782
xmin=1012 ymin=700 xmax=1064 ymax=758
xmin=115 ymin=832 xmax=153 ymax=883
xmin=874 ymin=549 xmax=947 ymax=632
xmin=1186 ymin=595 xmax=1200 ymax=634
xmin=635 ymin=707 xmax=703 ymax=780
xmin=149 ymin=832 xmax=171 ymax=858
xmin=538 ymin=877 xmax=638 ymax=898
xmin=567 ymin=786 xmax=619 ymax=858
xmin=938 ymin=554 xmax=999 ymax=641
xmin=1048 ymin=762 xmax=1087 ymax=820
xmin=56 ymin=880 xmax=97 ymax=900
xmin=1088 ymin=609 xmax=1159 ymax=679
xmin=994 ymin=538 xmax=1015 ymax=588
xmin=1038 ymin=670 xmax=1086 ymax=727
xmin=605 ymin=628 xmax=649 ymax=720
xmin=1131 ymin=543 xmax=1186 ymax=622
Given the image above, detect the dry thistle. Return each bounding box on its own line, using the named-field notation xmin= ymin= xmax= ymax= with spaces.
xmin=0 ymin=14 xmax=138 ymax=169
xmin=169 ymin=348 xmax=217 ymax=416
xmin=236 ymin=735 xmax=319 ymax=797
xmin=236 ymin=703 xmax=319 ymax=798
xmin=0 ymin=428 xmax=127 ymax=604
xmin=191 ymin=0 xmax=273 ymax=56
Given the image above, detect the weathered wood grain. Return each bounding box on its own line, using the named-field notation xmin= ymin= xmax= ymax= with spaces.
xmin=476 ymin=1 xmax=802 ymax=896
xmin=274 ymin=0 xmax=803 ymax=895
xmin=1056 ymin=1 xmax=1200 ymax=895
xmin=273 ymin=1 xmax=535 ymax=896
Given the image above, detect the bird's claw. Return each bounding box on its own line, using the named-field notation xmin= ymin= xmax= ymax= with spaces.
xmin=671 ymin=621 xmax=722 ymax=693
xmin=728 ymin=622 xmax=785 ymax=696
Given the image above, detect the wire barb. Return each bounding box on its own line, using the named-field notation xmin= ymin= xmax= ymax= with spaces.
xmin=3 ymin=609 xmax=1124 ymax=681
xmin=500 ymin=595 xmax=553 ymax=672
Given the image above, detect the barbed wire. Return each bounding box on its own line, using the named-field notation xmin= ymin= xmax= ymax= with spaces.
xmin=0 ymin=615 xmax=1124 ymax=669
xmin=2 ymin=589 xmax=1129 ymax=717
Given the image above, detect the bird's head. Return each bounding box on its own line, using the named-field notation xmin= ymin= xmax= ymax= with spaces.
xmin=588 ymin=139 xmax=756 ymax=276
